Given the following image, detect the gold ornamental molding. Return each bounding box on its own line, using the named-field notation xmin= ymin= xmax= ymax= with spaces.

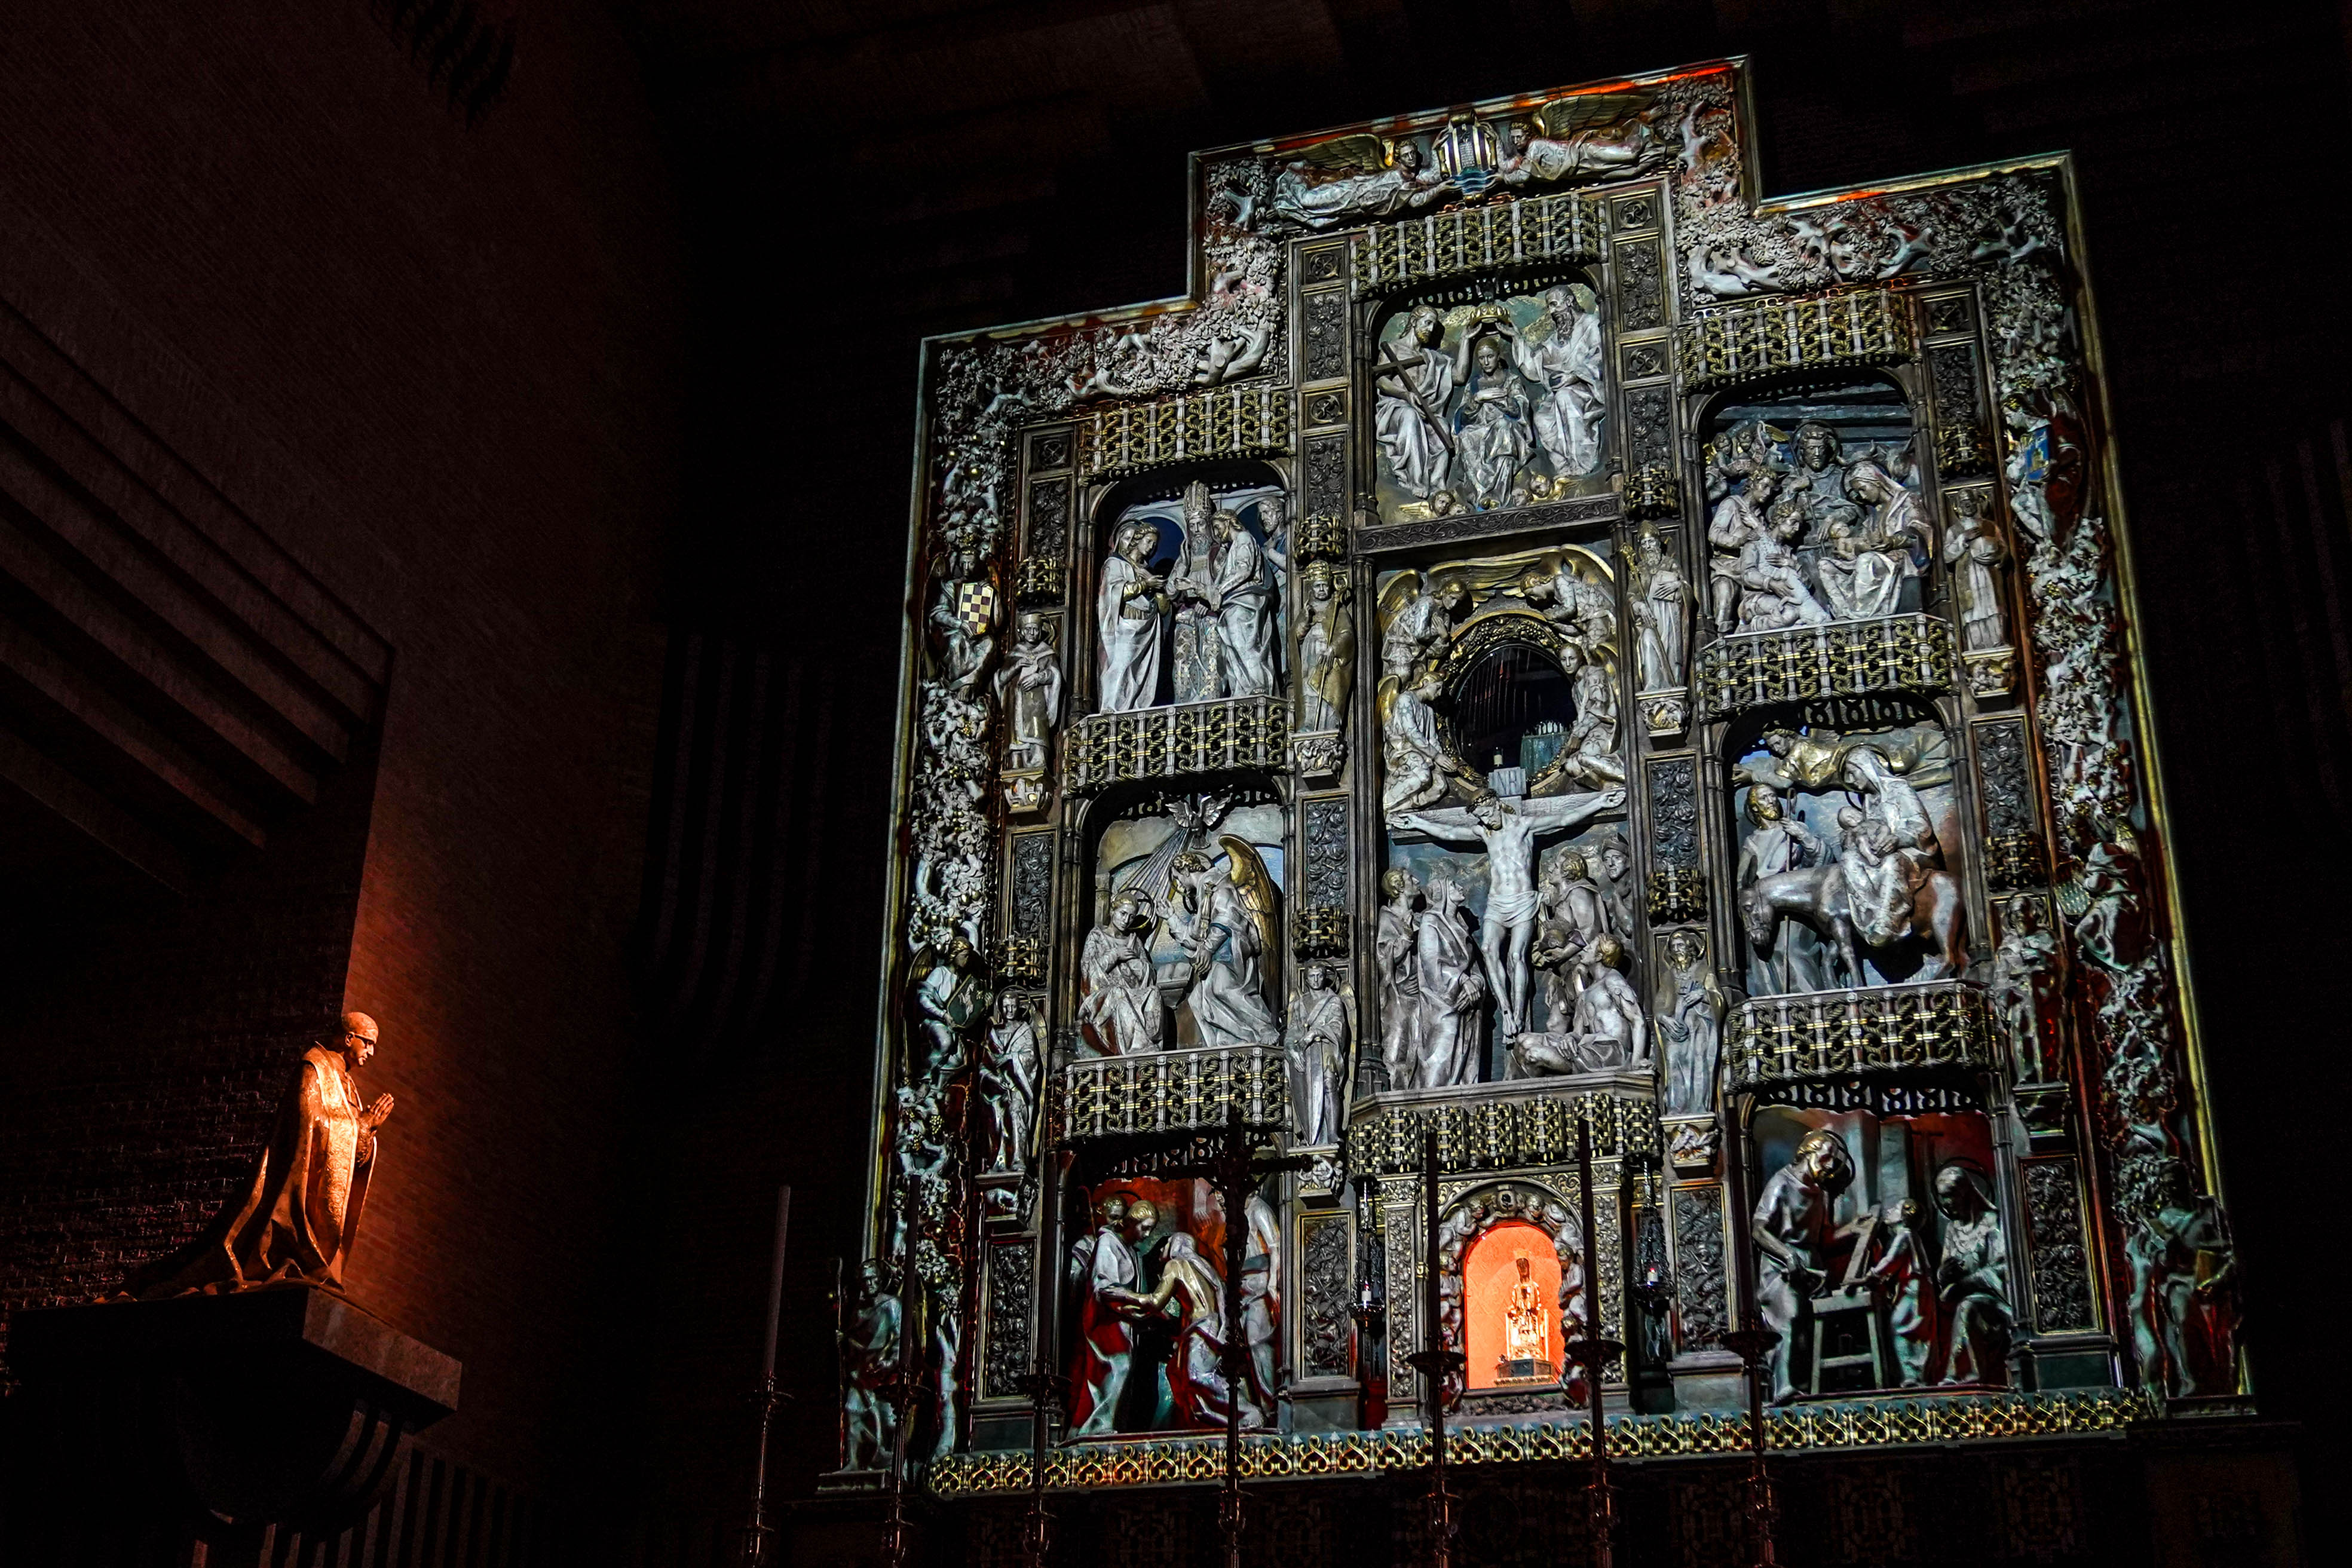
xmin=1060 ymin=1043 xmax=1289 ymax=1143
xmin=1062 ymin=697 xmax=1287 ymax=795
xmin=1349 ymin=190 xmax=1607 ymax=297
xmin=1075 ymin=383 xmax=1290 ymax=479
xmin=1694 ymin=612 xmax=1956 ymax=716
xmin=1728 ymin=979 xmax=1996 ymax=1092
xmin=1347 ymin=1077 xmax=1661 ymax=1175
xmin=925 ymin=1387 xmax=2156 ymax=1496
xmin=1676 ymin=288 xmax=1915 ymax=394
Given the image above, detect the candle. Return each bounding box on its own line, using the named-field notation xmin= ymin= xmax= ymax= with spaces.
xmin=760 ymin=1185 xmax=792 ymax=1381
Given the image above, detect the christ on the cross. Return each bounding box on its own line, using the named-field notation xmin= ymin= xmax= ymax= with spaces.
xmin=1391 ymin=786 xmax=1625 ymax=1043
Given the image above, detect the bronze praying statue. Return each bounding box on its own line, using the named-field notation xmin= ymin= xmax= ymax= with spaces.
xmin=127 ymin=1012 xmax=394 ymax=1297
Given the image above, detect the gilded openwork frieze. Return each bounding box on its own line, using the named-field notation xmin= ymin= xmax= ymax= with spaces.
xmin=1076 ymin=384 xmax=1290 ymax=479
xmin=1727 ymin=981 xmax=1996 ymax=1090
xmin=1061 ymin=697 xmax=1287 ymax=795
xmin=1349 ymin=191 xmax=1607 ymax=296
xmin=1694 ymin=614 xmax=1956 ymax=716
xmin=1676 ymin=289 xmax=1915 ymax=393
xmin=1060 ymin=1043 xmax=1290 ymax=1143
xmin=1348 ymin=1082 xmax=1662 ymax=1174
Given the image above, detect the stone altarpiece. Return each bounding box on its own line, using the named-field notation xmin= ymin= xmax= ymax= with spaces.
xmin=848 ymin=57 xmax=2244 ymax=1509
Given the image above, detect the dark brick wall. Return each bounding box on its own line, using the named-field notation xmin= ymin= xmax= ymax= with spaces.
xmin=0 ymin=0 xmax=684 ymax=1497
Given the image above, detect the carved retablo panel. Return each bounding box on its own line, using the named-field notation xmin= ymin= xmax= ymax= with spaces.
xmin=863 ymin=55 xmax=2241 ymax=1482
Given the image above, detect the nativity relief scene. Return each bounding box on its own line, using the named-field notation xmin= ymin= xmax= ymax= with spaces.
xmin=849 ymin=53 xmax=2247 ymax=1554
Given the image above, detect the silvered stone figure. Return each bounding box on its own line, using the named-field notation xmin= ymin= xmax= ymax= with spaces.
xmin=1708 ymin=468 xmax=1778 ymax=635
xmin=1169 ymin=485 xmax=1224 ymax=703
xmin=1782 ymin=421 xmax=1848 ymax=533
xmin=1165 ymin=844 xmax=1281 ymax=1049
xmin=840 ymin=1259 xmax=902 ymax=1471
xmin=993 ymin=611 xmax=1062 ymax=770
xmin=1298 ymin=562 xmax=1355 ymax=734
xmin=1375 ymin=305 xmax=1456 ymax=500
xmin=1990 ymin=897 xmax=2062 ymax=1081
xmin=2126 ymin=1155 xmax=2237 ymax=1399
xmin=1514 ymin=283 xmax=1607 ymax=477
xmin=1097 ymin=521 xmax=1168 ymax=712
xmin=1381 ymin=573 xmax=1465 ymax=680
xmin=1933 ymin=1164 xmax=2012 ymax=1385
xmin=911 ymin=935 xmax=987 ymax=1091
xmin=1453 ymin=329 xmax=1535 ymax=509
xmin=1414 ymin=868 xmax=1489 ymax=1086
xmin=1552 ymin=641 xmax=1625 ymax=789
xmin=977 ymin=993 xmax=1040 ymax=1175
xmin=1073 ymin=1199 xmax=1158 ymax=1435
xmin=1079 ymin=892 xmax=1164 ymax=1055
xmin=1380 ymin=667 xmax=1450 ymax=817
xmin=1512 ymin=934 xmax=1646 ymax=1074
xmin=1377 ymin=869 xmax=1428 ymax=1089
xmin=1657 ymin=929 xmax=1726 ymax=1116
xmin=1942 ymin=488 xmax=2009 ymax=650
xmin=1286 ymin=961 xmax=1349 ymax=1146
xmin=1737 ymin=785 xmax=1826 ymax=994
xmin=1737 ymin=500 xmax=1832 ymax=630
xmin=1626 ymin=526 xmax=1688 ymax=691
xmin=1209 ymin=508 xmax=1278 ymax=697
xmin=1391 ymin=786 xmax=1626 ymax=1039
xmin=1239 ymin=1190 xmax=1283 ymax=1416
xmin=1753 ymin=1129 xmax=1854 ymax=1404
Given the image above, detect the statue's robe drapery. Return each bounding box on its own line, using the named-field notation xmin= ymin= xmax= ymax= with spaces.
xmin=130 ymin=1046 xmax=375 ymax=1297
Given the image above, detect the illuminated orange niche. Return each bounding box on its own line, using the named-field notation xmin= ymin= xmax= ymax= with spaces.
xmin=1463 ymin=1218 xmax=1561 ymax=1389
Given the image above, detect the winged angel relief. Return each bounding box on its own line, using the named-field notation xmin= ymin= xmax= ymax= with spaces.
xmin=1260 ymin=93 xmax=1671 ymax=233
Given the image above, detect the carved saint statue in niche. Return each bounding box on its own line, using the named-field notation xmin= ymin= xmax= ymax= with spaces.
xmin=1942 ymin=488 xmax=2009 ymax=651
xmin=1164 ymin=844 xmax=1281 ymax=1049
xmin=1453 ymin=328 xmax=1536 ymax=509
xmin=1080 ymin=891 xmax=1165 ymax=1055
xmin=1374 ymin=304 xmax=1456 ymax=501
xmin=1501 ymin=1251 xmax=1550 ymax=1371
xmin=1098 ymin=520 xmax=1169 ymax=713
xmin=994 ymin=612 xmax=1062 ymax=771
xmin=1656 ymin=928 xmax=1726 ymax=1116
xmin=1298 ymin=562 xmax=1355 ymax=734
xmin=1286 ymin=961 xmax=1349 ymax=1146
xmin=1990 ymin=896 xmax=2062 ymax=1082
xmin=978 ymin=993 xmax=1040 ymax=1177
xmin=127 ymin=1012 xmax=394 ymax=1298
xmin=1625 ymin=525 xmax=1687 ymax=692
xmin=839 ymin=1258 xmax=902 ymax=1471
xmin=1169 ymin=483 xmax=1225 ymax=703
xmin=1392 ymin=785 xmax=1626 ymax=1042
xmin=1513 ymin=283 xmax=1607 ymax=477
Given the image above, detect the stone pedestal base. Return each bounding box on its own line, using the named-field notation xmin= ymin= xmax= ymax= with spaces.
xmin=5 ymin=1284 xmax=458 ymax=1566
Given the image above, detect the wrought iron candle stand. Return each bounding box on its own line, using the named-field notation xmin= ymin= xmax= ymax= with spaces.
xmin=1559 ymin=1120 xmax=1624 ymax=1568
xmin=1721 ymin=1321 xmax=1784 ymax=1568
xmin=1402 ymin=1129 xmax=1466 ymax=1568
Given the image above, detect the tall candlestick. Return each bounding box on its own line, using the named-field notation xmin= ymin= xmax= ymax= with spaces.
xmin=760 ymin=1186 xmax=792 ymax=1381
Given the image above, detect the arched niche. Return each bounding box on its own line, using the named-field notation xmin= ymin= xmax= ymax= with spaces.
xmin=1434 ymin=1180 xmax=1588 ymax=1404
xmin=1083 ymin=461 xmax=1288 ymax=713
xmin=1368 ymin=272 xmax=1610 ymax=524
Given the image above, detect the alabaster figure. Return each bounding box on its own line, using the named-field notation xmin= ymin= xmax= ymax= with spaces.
xmin=993 ymin=612 xmax=1062 ymax=771
xmin=1707 ymin=468 xmax=1778 ymax=635
xmin=1866 ymin=1202 xmax=1935 ymax=1386
xmin=1286 ymin=961 xmax=1349 ymax=1146
xmin=1165 ymin=845 xmax=1281 ymax=1049
xmin=1239 ymin=1190 xmax=1283 ymax=1415
xmin=1657 ymin=929 xmax=1726 ymax=1116
xmin=840 ymin=1259 xmax=903 ymax=1471
xmin=1169 ymin=485 xmax=1225 ymax=703
xmin=1414 ymin=868 xmax=1489 ymax=1086
xmin=1735 ymin=784 xmax=1827 ymax=995
xmin=1298 ymin=562 xmax=1355 ymax=735
xmin=1377 ymin=869 xmax=1428 ymax=1089
xmin=1942 ymin=489 xmax=2009 ymax=651
xmin=1379 ymin=667 xmax=1450 ymax=817
xmin=1375 ymin=305 xmax=1456 ymax=500
xmin=1500 ymin=1251 xmax=1551 ymax=1372
xmin=127 ymin=1012 xmax=393 ymax=1297
xmin=2127 ymin=1155 xmax=2237 ymax=1399
xmin=1382 ymin=572 xmax=1465 ymax=681
xmin=1552 ymin=641 xmax=1625 ymax=789
xmin=1782 ymin=421 xmax=1848 ymax=533
xmin=1071 ymin=1199 xmax=1157 ymax=1435
xmin=1514 ymin=283 xmax=1607 ymax=477
xmin=1080 ymin=892 xmax=1164 ymax=1055
xmin=1752 ymin=1129 xmax=1854 ymax=1404
xmin=1627 ymin=526 xmax=1686 ymax=691
xmin=1837 ymin=748 xmax=1965 ymax=976
xmin=1529 ymin=850 xmax=1606 ymax=1034
xmin=1210 ymin=508 xmax=1278 ymax=698
xmin=1512 ymin=935 xmax=1646 ymax=1075
xmin=1392 ymin=786 xmax=1626 ymax=1040
xmin=1737 ymin=500 xmax=1832 ymax=631
xmin=1814 ymin=504 xmax=1906 ymax=621
xmin=1517 ymin=560 xmax=1615 ymax=654
xmin=1272 ymin=138 xmax=1447 ymax=231
xmin=1990 ymin=897 xmax=2062 ymax=1081
xmin=1098 ymin=521 xmax=1169 ymax=712
xmin=1453 ymin=330 xmax=1535 ymax=509
xmin=1144 ymin=1230 xmax=1266 ymax=1429
xmin=978 ymin=993 xmax=1040 ymax=1176
xmin=911 ymin=935 xmax=987 ymax=1091
xmin=1933 ymin=1164 xmax=2012 ymax=1385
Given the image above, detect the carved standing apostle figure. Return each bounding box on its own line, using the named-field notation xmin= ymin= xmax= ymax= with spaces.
xmin=1209 ymin=508 xmax=1278 ymax=697
xmin=1626 ymin=525 xmax=1687 ymax=691
xmin=128 ymin=1013 xmax=394 ymax=1297
xmin=1098 ymin=521 xmax=1169 ymax=712
xmin=993 ymin=612 xmax=1062 ymax=770
xmin=1298 ymin=562 xmax=1355 ymax=734
xmin=1941 ymin=488 xmax=2009 ymax=651
xmin=1286 ymin=961 xmax=1349 ymax=1146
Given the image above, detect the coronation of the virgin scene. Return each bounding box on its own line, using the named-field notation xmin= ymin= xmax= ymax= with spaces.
xmin=1 ymin=8 xmax=2338 ymax=1568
